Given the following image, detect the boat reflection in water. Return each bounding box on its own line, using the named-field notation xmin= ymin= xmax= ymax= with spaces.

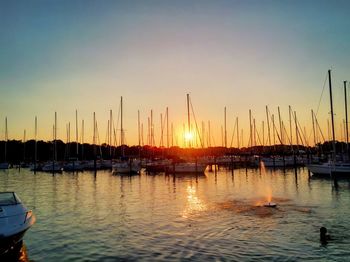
xmin=1 ymin=243 xmax=30 ymax=262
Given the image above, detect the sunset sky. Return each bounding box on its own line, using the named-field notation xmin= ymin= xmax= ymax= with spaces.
xmin=1 ymin=0 xmax=349 ymax=147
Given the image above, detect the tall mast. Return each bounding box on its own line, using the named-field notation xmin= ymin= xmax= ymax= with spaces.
xmin=120 ymin=96 xmax=124 ymax=146
xmin=249 ymin=109 xmax=252 ymax=148
xmin=138 ymin=110 xmax=140 ymax=147
xmin=187 ymin=94 xmax=191 ymax=148
xmin=311 ymin=110 xmax=316 ymax=146
xmin=236 ymin=117 xmax=239 ymax=149
xmin=208 ymin=120 xmax=211 ymax=147
xmin=253 ymin=118 xmax=256 ymax=146
xmin=4 ymin=117 xmax=7 ymax=162
xmin=160 ymin=113 xmax=163 ymax=147
xmin=328 ymin=70 xmax=336 ymax=159
xmin=147 ymin=117 xmax=150 ymax=146
xmin=76 ymin=109 xmax=78 ymax=157
xmin=266 ymin=106 xmax=271 ymax=147
xmin=224 ymin=107 xmax=227 ymax=148
xmin=82 ymin=119 xmax=84 ymax=160
xmin=110 ymin=109 xmax=113 ymax=157
xmin=294 ymin=111 xmax=299 ymax=147
xmin=23 ymin=129 xmax=26 ymax=162
xmin=151 ymin=109 xmax=153 ymax=146
xmin=289 ymin=105 xmax=293 ymax=146
xmin=166 ymin=107 xmax=169 ymax=148
xmin=93 ymin=112 xmax=96 ymax=158
xmin=272 ymin=114 xmax=275 ymax=147
xmin=54 ymin=112 xmax=57 ymax=162
xmin=35 ymin=116 xmax=37 ymax=168
xmin=344 ymin=80 xmax=349 ymax=154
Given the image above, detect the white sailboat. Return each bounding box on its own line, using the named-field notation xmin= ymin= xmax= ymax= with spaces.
xmin=112 ymin=97 xmax=141 ymax=175
xmin=307 ymin=70 xmax=350 ymax=176
xmin=166 ymin=94 xmax=207 ymax=174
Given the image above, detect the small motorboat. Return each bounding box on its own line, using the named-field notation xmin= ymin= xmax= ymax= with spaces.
xmin=0 ymin=192 xmax=36 ymax=255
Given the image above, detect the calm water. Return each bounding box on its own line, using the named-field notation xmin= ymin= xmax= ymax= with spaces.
xmin=1 ymin=167 xmax=350 ymax=261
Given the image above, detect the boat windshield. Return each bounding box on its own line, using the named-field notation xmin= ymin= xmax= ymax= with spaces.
xmin=0 ymin=192 xmax=21 ymax=205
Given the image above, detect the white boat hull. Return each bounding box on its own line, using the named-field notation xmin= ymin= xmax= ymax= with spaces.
xmin=0 ymin=192 xmax=36 ymax=255
xmin=307 ymin=162 xmax=350 ymax=176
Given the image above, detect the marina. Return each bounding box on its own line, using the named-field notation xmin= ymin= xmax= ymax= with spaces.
xmin=1 ymin=1 xmax=350 ymax=260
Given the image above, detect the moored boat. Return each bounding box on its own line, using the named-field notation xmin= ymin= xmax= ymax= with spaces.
xmin=0 ymin=192 xmax=35 ymax=255
xmin=166 ymin=162 xmax=207 ymax=174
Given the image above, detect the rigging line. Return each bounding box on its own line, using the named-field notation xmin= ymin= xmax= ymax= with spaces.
xmin=315 ymin=72 xmax=328 ymax=117
xmin=255 ymin=125 xmax=263 ymax=146
xmin=229 ymin=118 xmax=237 ymax=148
xmin=189 ymin=98 xmax=204 ymax=148
xmin=267 ymin=107 xmax=283 ymax=145
xmin=315 ymin=116 xmax=326 ymax=143
xmin=115 ymin=102 xmax=121 ymax=146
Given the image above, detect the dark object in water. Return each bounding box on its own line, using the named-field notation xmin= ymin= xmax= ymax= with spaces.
xmin=263 ymin=202 xmax=277 ymax=208
xmin=320 ymin=227 xmax=331 ymax=244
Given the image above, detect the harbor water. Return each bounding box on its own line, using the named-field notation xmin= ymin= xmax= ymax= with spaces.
xmin=1 ymin=167 xmax=350 ymax=261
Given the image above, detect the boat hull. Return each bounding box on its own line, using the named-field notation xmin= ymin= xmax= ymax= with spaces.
xmin=307 ymin=163 xmax=350 ymax=176
xmin=166 ymin=163 xmax=207 ymax=174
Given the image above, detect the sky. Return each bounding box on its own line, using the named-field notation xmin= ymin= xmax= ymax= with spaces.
xmin=1 ymin=0 xmax=350 ymax=147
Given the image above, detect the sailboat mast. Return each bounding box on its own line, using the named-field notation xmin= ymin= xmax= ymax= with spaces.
xmin=343 ymin=81 xmax=349 ymax=153
xmin=54 ymin=112 xmax=57 ymax=162
xmin=289 ymin=105 xmax=293 ymax=146
xmin=266 ymin=106 xmax=271 ymax=147
xmin=4 ymin=117 xmax=7 ymax=162
xmin=93 ymin=112 xmax=96 ymax=157
xmin=311 ymin=110 xmax=316 ymax=146
xmin=166 ymin=107 xmax=169 ymax=148
xmin=249 ymin=109 xmax=252 ymax=148
xmin=110 ymin=109 xmax=113 ymax=158
xmin=236 ymin=117 xmax=239 ymax=149
xmin=120 ymin=96 xmax=123 ymax=146
xmin=224 ymin=107 xmax=227 ymax=148
xmin=138 ymin=110 xmax=140 ymax=147
xmin=82 ymin=119 xmax=84 ymax=160
xmin=35 ymin=116 xmax=37 ymax=169
xmin=76 ymin=110 xmax=78 ymax=157
xmin=187 ymin=94 xmax=191 ymax=148
xmin=328 ymin=70 xmax=336 ymax=159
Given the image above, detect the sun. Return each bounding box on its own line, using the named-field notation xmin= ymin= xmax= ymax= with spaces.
xmin=184 ymin=131 xmax=194 ymax=142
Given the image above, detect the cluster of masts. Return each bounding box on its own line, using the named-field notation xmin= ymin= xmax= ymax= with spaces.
xmin=1 ymin=71 xmax=349 ymax=153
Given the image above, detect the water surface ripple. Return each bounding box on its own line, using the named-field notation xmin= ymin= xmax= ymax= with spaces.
xmin=1 ymin=167 xmax=349 ymax=261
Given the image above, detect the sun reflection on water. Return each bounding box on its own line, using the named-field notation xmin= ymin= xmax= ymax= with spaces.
xmin=181 ymin=184 xmax=206 ymax=218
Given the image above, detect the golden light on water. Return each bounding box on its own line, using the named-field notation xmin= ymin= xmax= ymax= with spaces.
xmin=181 ymin=185 xmax=206 ymax=218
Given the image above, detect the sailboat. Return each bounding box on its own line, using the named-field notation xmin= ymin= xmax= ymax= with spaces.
xmin=112 ymin=97 xmax=141 ymax=175
xmin=0 ymin=117 xmax=9 ymax=169
xmin=169 ymin=94 xmax=207 ymax=174
xmin=42 ymin=112 xmax=62 ymax=173
xmin=307 ymin=70 xmax=350 ymax=176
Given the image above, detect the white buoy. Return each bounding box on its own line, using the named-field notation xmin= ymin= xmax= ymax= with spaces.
xmin=263 ymin=202 xmax=277 ymax=208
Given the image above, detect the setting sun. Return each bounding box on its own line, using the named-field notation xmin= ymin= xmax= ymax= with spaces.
xmin=184 ymin=132 xmax=194 ymax=142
